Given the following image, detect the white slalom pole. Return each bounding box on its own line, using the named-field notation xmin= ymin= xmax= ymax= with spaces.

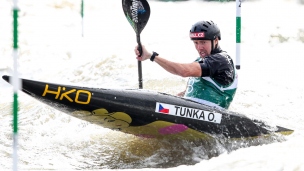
xmin=12 ymin=0 xmax=20 ymax=170
xmin=81 ymin=0 xmax=84 ymax=37
xmin=236 ymin=0 xmax=241 ymax=70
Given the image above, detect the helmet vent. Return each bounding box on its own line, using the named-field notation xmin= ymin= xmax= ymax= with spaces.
xmin=200 ymin=29 xmax=207 ymax=32
xmin=203 ymin=24 xmax=208 ymax=28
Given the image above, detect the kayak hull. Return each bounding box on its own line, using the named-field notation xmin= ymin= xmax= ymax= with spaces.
xmin=2 ymin=75 xmax=293 ymax=139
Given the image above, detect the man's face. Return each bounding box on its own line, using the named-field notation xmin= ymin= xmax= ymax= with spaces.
xmin=193 ymin=39 xmax=216 ymax=58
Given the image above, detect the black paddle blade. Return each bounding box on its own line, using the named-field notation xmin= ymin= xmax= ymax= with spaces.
xmin=2 ymin=75 xmax=9 ymax=82
xmin=122 ymin=0 xmax=150 ymax=34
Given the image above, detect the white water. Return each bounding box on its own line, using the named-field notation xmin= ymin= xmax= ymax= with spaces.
xmin=1 ymin=0 xmax=304 ymax=170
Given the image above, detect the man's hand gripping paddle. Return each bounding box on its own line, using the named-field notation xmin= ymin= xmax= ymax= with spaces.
xmin=122 ymin=0 xmax=150 ymax=89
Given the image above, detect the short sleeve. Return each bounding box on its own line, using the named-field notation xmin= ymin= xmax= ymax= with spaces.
xmin=199 ymin=53 xmax=234 ymax=86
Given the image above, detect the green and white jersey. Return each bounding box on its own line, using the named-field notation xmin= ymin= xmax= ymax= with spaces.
xmin=184 ymin=48 xmax=238 ymax=109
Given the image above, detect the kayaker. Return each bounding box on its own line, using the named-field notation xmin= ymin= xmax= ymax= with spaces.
xmin=134 ymin=20 xmax=238 ymax=109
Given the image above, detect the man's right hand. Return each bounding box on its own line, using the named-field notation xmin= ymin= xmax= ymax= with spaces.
xmin=134 ymin=45 xmax=152 ymax=61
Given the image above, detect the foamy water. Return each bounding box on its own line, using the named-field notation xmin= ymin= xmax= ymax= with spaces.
xmin=1 ymin=0 xmax=304 ymax=170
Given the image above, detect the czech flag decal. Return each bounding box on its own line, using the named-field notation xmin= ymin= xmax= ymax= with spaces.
xmin=158 ymin=104 xmax=169 ymax=114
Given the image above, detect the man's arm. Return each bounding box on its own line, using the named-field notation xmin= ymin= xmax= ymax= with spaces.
xmin=134 ymin=45 xmax=202 ymax=77
xmin=153 ymin=55 xmax=201 ymax=77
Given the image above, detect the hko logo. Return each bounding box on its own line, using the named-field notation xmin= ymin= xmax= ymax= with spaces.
xmin=42 ymin=84 xmax=91 ymax=104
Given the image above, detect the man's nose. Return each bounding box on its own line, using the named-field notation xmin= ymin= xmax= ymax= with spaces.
xmin=197 ymin=44 xmax=205 ymax=49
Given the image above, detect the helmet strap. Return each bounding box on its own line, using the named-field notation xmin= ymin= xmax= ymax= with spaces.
xmin=211 ymin=39 xmax=218 ymax=54
xmin=211 ymin=40 xmax=214 ymax=54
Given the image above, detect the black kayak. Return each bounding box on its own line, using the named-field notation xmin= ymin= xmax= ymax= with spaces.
xmin=2 ymin=75 xmax=293 ymax=140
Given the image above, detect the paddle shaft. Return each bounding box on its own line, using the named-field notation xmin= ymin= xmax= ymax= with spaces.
xmin=137 ymin=34 xmax=143 ymax=89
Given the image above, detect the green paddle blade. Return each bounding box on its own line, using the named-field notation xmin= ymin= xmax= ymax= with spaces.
xmin=122 ymin=0 xmax=150 ymax=34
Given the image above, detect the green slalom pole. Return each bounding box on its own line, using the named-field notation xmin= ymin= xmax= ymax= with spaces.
xmin=236 ymin=0 xmax=241 ymax=70
xmin=12 ymin=0 xmax=20 ymax=170
xmin=81 ymin=0 xmax=84 ymax=37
